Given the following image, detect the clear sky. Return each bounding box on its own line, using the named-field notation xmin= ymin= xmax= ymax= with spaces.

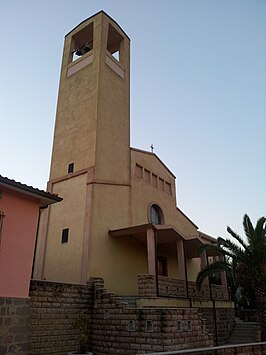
xmin=1 ymin=0 xmax=265 ymax=240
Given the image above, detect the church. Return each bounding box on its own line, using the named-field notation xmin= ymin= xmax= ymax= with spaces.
xmin=33 ymin=10 xmax=227 ymax=301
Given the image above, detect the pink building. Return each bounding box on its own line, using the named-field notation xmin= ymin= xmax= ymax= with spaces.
xmin=0 ymin=176 xmax=61 ymax=298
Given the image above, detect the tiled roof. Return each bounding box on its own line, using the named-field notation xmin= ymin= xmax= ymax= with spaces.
xmin=0 ymin=175 xmax=62 ymax=205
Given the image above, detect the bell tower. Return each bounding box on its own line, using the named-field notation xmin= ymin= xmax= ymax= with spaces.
xmin=34 ymin=11 xmax=131 ymax=283
xmin=50 ymin=11 xmax=130 ymax=183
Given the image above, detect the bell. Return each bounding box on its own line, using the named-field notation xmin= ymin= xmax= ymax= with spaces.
xmin=83 ymin=43 xmax=91 ymax=53
xmin=75 ymin=48 xmax=83 ymax=56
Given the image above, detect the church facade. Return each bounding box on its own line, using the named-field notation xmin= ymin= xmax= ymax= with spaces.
xmin=33 ymin=11 xmax=227 ymax=301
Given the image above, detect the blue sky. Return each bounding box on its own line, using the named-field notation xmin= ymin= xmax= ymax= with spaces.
xmin=1 ymin=0 xmax=265 ymax=240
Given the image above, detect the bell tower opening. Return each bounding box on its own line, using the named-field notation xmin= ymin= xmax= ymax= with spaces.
xmin=107 ymin=23 xmax=123 ymax=62
xmin=71 ymin=22 xmax=93 ymax=62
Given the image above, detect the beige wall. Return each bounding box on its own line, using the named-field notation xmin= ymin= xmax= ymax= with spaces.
xmin=157 ymin=243 xmax=179 ymax=278
xmin=130 ymin=149 xmax=197 ymax=236
xmin=87 ymin=183 xmax=147 ymax=295
xmin=42 ymin=174 xmax=87 ymax=283
xmin=94 ymin=15 xmax=130 ymax=185
xmin=187 ymin=258 xmax=201 ymax=281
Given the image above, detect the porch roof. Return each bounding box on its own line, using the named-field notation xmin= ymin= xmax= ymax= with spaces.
xmin=185 ymin=235 xmax=223 ymax=258
xmin=109 ymin=224 xmax=221 ymax=257
xmin=109 ymin=223 xmax=185 ymax=245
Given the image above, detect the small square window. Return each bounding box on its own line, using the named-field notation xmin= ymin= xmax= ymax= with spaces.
xmin=61 ymin=228 xmax=69 ymax=243
xmin=128 ymin=320 xmax=135 ymax=332
xmin=104 ymin=309 xmax=110 ymax=320
xmin=68 ymin=163 xmax=74 ymax=173
xmin=146 ymin=320 xmax=153 ymax=332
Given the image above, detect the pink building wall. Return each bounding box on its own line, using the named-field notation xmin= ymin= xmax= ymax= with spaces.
xmin=0 ymin=187 xmax=40 ymax=298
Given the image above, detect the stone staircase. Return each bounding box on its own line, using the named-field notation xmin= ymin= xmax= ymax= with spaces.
xmin=120 ymin=296 xmax=138 ymax=308
xmin=228 ymin=317 xmax=258 ymax=344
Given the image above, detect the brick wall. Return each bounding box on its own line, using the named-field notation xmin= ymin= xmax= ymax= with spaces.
xmin=158 ymin=276 xmax=187 ymax=298
xmin=201 ymin=306 xmax=235 ymax=345
xmin=138 ymin=274 xmax=229 ymax=301
xmin=1 ymin=279 xmax=234 ymax=355
xmin=0 ymin=297 xmax=30 ymax=355
xmin=91 ymin=278 xmax=213 ymax=355
xmin=30 ymin=280 xmax=92 ymax=355
xmin=138 ymin=274 xmax=157 ymax=297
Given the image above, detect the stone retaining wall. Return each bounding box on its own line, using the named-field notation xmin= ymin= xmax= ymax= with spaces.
xmin=0 ymin=297 xmax=30 ymax=355
xmin=91 ymin=278 xmax=213 ymax=354
xmin=201 ymin=306 xmax=235 ymax=345
xmin=1 ymin=279 xmax=236 ymax=355
xmin=30 ymin=280 xmax=92 ymax=355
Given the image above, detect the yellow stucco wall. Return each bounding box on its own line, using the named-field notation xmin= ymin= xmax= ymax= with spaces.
xmin=49 ymin=38 xmax=98 ymax=180
xmin=87 ymin=183 xmax=147 ymax=295
xmin=130 ymin=149 xmax=197 ymax=236
xmin=43 ymin=174 xmax=87 ymax=282
xmin=187 ymin=258 xmax=201 ymax=281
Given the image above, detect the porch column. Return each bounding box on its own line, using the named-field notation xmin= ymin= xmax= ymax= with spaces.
xmin=219 ymin=255 xmax=228 ymax=287
xmin=201 ymin=251 xmax=210 ymax=291
xmin=201 ymin=250 xmax=208 ymax=269
xmin=176 ymin=239 xmax=186 ymax=280
xmin=146 ymin=228 xmax=156 ymax=275
xmin=177 ymin=239 xmax=188 ymax=298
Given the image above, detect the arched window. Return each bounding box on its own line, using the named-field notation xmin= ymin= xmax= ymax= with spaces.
xmin=149 ymin=204 xmax=163 ymax=225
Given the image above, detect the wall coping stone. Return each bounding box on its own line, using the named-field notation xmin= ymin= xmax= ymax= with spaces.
xmin=138 ymin=341 xmax=266 ymax=354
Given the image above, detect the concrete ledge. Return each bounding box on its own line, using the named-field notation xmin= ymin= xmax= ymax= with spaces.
xmin=138 ymin=341 xmax=266 ymax=354
xmin=137 ymin=297 xmax=190 ymax=308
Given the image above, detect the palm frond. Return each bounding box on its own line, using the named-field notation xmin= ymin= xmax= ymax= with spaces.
xmin=243 ymin=214 xmax=255 ymax=247
xmin=226 ymin=226 xmax=247 ymax=250
xmin=231 ymin=258 xmax=238 ymax=285
xmin=196 ymin=260 xmax=230 ymax=290
xmin=217 ymin=238 xmax=245 ymax=260
xmin=253 ymin=217 xmax=266 ymax=252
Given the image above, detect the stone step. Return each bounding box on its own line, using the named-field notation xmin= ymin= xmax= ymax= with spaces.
xmin=120 ymin=296 xmax=138 ymax=308
xmin=228 ymin=321 xmax=258 ymax=345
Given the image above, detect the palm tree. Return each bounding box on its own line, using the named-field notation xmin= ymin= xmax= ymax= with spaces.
xmin=196 ymin=214 xmax=266 ymax=340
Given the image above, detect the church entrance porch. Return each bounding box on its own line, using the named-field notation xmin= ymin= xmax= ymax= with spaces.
xmin=109 ymin=223 xmax=229 ymax=302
